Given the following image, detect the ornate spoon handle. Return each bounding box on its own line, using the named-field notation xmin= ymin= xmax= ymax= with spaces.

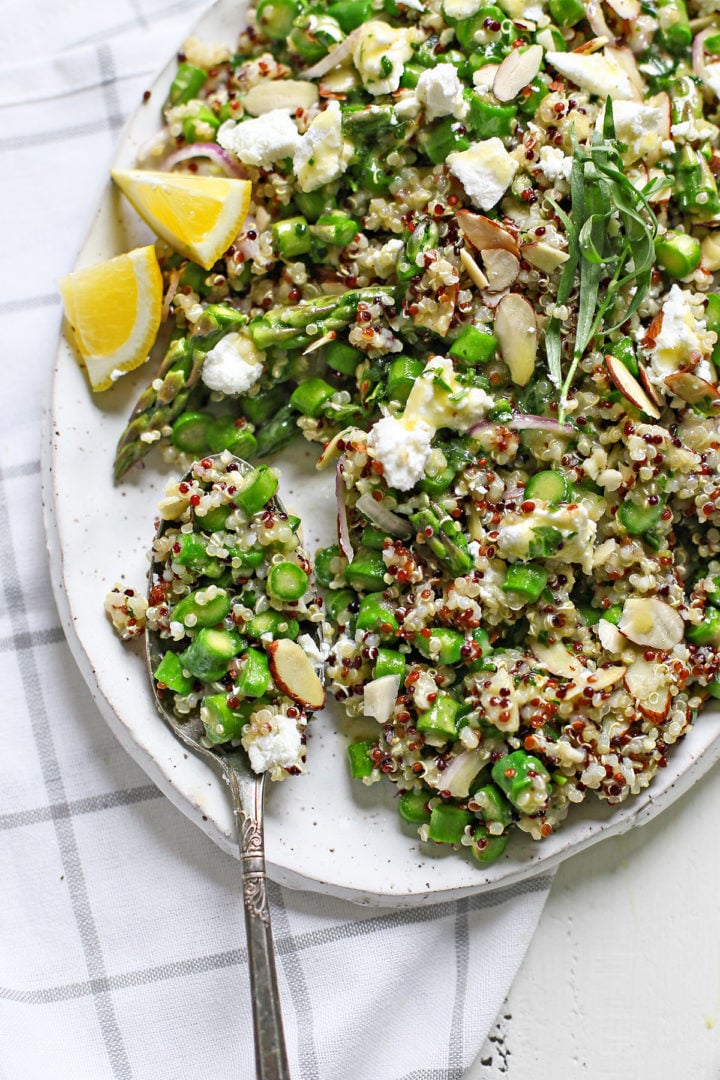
xmin=226 ymin=766 xmax=291 ymax=1080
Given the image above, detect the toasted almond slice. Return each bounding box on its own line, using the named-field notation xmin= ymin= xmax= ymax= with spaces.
xmin=597 ymin=618 xmax=626 ymax=654
xmin=618 ymin=597 xmax=684 ymax=650
xmin=481 ymin=247 xmax=520 ymax=291
xmin=605 ymin=354 xmax=661 ymax=419
xmin=520 ymin=241 xmax=570 ymax=272
xmin=459 ymin=247 xmax=489 ymax=289
xmin=564 ymin=665 xmax=626 ymax=700
xmin=585 ymin=0 xmax=614 ymax=39
xmin=473 ymin=64 xmax=500 ymax=91
xmin=642 ymin=311 xmax=664 ymax=348
xmin=624 ymin=659 xmax=672 ymax=720
xmin=664 ymin=370 xmax=720 ymax=406
xmin=492 ymin=44 xmax=544 ymax=102
xmin=606 ymin=0 xmax=641 ymax=19
xmin=573 ymin=35 xmax=610 ymax=54
xmin=242 ymin=80 xmax=319 ymax=115
xmin=364 ymin=674 xmax=401 ymax=724
xmin=267 ymin=638 xmax=326 ymax=710
xmin=637 ymin=362 xmax=663 ymax=409
xmin=299 ymin=24 xmax=367 ymax=80
xmin=531 ymin=640 xmax=586 ymax=679
xmin=494 ymin=293 xmax=537 ymax=385
xmin=456 ymin=209 xmax=519 ymax=256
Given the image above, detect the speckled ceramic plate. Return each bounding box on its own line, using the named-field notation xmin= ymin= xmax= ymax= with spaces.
xmin=42 ymin=0 xmax=720 ymax=907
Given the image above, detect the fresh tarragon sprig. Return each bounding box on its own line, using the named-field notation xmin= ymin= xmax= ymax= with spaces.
xmin=545 ymin=101 xmax=665 ymax=422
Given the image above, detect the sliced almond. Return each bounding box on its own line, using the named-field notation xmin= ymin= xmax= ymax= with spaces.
xmin=494 ymin=293 xmax=537 ymax=386
xmin=520 ymin=241 xmax=570 ymax=273
xmin=481 ymin=248 xmax=520 ymax=291
xmin=316 ymin=426 xmax=361 ymax=469
xmin=363 ymin=674 xmax=401 ymax=724
xmin=299 ymin=24 xmax=367 ymax=80
xmin=624 ymin=659 xmax=671 ymax=721
xmin=242 ymin=80 xmax=319 ymax=116
xmin=492 ymin=44 xmax=544 ymax=102
xmin=564 ymin=664 xmax=626 ymax=700
xmin=637 ymin=362 xmax=663 ymax=409
xmin=573 ymin=35 xmax=610 ymax=54
xmin=531 ymin=640 xmax=586 ymax=680
xmin=606 ymin=0 xmax=641 ymax=17
xmin=642 ymin=311 xmax=663 ymax=349
xmin=456 ymin=209 xmax=519 ymax=256
xmin=597 ymin=618 xmax=626 ymax=654
xmin=585 ymin=0 xmax=614 ymax=40
xmin=618 ymin=597 xmax=684 ymax=651
xmin=664 ymin=371 xmax=720 ymax=406
xmin=267 ymin=638 xmax=326 ymax=711
xmin=459 ymin=247 xmax=489 ymax=289
xmin=472 ymin=64 xmax=500 ymax=92
xmin=605 ymin=354 xmax=661 ymax=419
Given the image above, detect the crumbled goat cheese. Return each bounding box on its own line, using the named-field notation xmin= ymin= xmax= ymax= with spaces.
xmin=404 ymin=355 xmax=494 ymax=432
xmin=293 ymin=100 xmax=352 ymax=192
xmin=596 ymin=99 xmax=668 ymax=164
xmin=496 ymin=503 xmax=597 ymax=573
xmin=242 ymin=711 xmax=303 ymax=775
xmin=443 ymin=0 xmax=482 ymax=15
xmin=416 ymin=63 xmax=467 ymax=121
xmin=650 ymin=284 xmax=706 ymax=376
xmin=537 ymin=145 xmax=572 ymax=183
xmin=498 ymin=0 xmax=547 ymax=21
xmin=546 ymin=50 xmax=639 ymax=100
xmin=201 ymin=332 xmax=265 ymax=395
xmin=217 ymin=109 xmax=301 ymax=168
xmin=366 ymin=415 xmax=434 ymax=491
xmin=182 ymin=35 xmax=232 ymax=69
xmin=353 ymin=21 xmax=416 ymax=96
xmin=447 ymin=138 xmax=519 ymax=211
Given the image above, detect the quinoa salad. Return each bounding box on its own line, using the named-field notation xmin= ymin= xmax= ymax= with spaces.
xmin=102 ymin=0 xmax=720 ymax=864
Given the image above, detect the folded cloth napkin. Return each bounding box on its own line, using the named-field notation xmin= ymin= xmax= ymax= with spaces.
xmin=0 ymin=4 xmax=554 ymax=1077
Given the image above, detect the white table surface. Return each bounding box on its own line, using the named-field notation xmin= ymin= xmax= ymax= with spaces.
xmin=469 ymin=752 xmax=720 ymax=1078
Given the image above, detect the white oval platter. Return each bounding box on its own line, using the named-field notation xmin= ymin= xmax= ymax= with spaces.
xmin=42 ymin=0 xmax=720 ymax=907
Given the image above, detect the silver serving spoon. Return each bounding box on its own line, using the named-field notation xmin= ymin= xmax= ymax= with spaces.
xmin=145 ymin=455 xmax=315 ymax=1080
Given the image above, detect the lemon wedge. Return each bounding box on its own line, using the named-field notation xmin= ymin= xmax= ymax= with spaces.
xmin=59 ymin=245 xmax=162 ymax=392
xmin=111 ymin=169 xmax=252 ymax=270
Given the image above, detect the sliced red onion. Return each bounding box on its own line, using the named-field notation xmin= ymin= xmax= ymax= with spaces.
xmin=355 ymin=491 xmax=412 ymax=538
xmin=469 ymin=414 xmax=575 ymax=438
xmin=434 ymin=749 xmax=486 ymax=799
xmin=336 ymin=456 xmax=354 ymax=560
xmin=160 ymin=143 xmax=248 ymax=178
xmin=693 ymin=27 xmax=714 ymax=82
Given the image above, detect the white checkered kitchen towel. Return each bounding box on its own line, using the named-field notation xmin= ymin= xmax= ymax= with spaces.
xmin=0 ymin=2 xmax=553 ymax=1077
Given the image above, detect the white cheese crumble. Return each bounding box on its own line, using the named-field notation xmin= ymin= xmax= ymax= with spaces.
xmin=596 ymin=99 xmax=668 ymax=164
xmin=404 ymin=355 xmax=494 ymax=431
xmin=217 ymin=109 xmax=301 ymax=168
xmin=546 ymin=49 xmax=639 ymax=100
xmin=353 ymin=21 xmax=417 ymax=96
xmin=649 ymin=284 xmax=706 ymax=376
xmin=416 ymin=63 xmax=468 ymax=122
xmin=367 ymin=356 xmax=494 ymax=489
xmin=497 ymin=0 xmax=547 ymax=20
xmin=447 ymin=138 xmax=519 ymax=211
xmin=537 ymin=145 xmax=572 ymax=183
xmin=201 ymin=332 xmax=265 ymax=395
xmin=293 ymin=100 xmax=352 ymax=192
xmin=366 ymin=415 xmax=434 ymax=491
xmin=704 ymin=61 xmax=720 ymax=99
xmin=496 ymin=503 xmax=597 ymax=573
xmin=242 ymin=710 xmax=303 ymax=775
xmin=443 ymin=0 xmax=482 ymax=16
